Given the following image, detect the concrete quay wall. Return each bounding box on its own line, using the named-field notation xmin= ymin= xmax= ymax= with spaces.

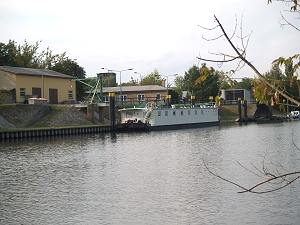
xmin=0 ymin=125 xmax=113 ymax=140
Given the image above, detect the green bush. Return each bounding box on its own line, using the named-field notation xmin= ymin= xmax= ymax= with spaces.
xmin=0 ymin=90 xmax=7 ymax=104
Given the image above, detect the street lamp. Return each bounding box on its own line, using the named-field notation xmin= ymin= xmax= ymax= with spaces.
xmin=101 ymin=67 xmax=133 ymax=104
xmin=159 ymin=74 xmax=178 ymax=107
xmin=134 ymin=71 xmax=142 ymax=84
xmin=41 ymin=69 xmax=44 ymax=98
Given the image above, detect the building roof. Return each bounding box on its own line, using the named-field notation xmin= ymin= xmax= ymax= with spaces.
xmin=0 ymin=66 xmax=75 ymax=79
xmin=101 ymin=85 xmax=167 ymax=94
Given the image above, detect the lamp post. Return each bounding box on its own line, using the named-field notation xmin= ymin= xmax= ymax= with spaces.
xmin=101 ymin=67 xmax=133 ymax=104
xmin=159 ymin=74 xmax=178 ymax=107
xmin=134 ymin=71 xmax=142 ymax=84
xmin=41 ymin=69 xmax=45 ymax=98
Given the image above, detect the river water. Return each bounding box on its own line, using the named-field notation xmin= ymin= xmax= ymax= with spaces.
xmin=1 ymin=121 xmax=300 ymax=225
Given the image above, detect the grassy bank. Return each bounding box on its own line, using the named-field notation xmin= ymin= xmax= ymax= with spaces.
xmin=218 ymin=104 xmax=257 ymax=121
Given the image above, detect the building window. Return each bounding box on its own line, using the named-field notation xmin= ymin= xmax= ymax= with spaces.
xmin=32 ymin=87 xmax=41 ymax=98
xmin=137 ymin=94 xmax=145 ymax=101
xmin=20 ymin=88 xmax=26 ymax=97
xmin=156 ymin=93 xmax=161 ymax=100
xmin=103 ymin=96 xmax=109 ymax=102
xmin=68 ymin=90 xmax=73 ymax=99
xmin=119 ymin=95 xmax=127 ymax=102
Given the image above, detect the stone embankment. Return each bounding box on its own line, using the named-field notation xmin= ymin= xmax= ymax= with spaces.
xmin=0 ymin=105 xmax=97 ymax=128
xmin=0 ymin=105 xmax=111 ymax=140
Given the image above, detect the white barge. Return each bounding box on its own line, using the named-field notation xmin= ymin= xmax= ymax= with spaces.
xmin=116 ymin=103 xmax=220 ymax=131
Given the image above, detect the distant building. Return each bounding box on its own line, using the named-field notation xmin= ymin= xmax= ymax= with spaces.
xmin=85 ymin=85 xmax=168 ymax=104
xmin=0 ymin=66 xmax=76 ymax=104
xmin=96 ymin=72 xmax=116 ymax=81
xmin=220 ymin=89 xmax=252 ymax=104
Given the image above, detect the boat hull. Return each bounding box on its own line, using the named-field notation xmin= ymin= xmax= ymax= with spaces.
xmin=115 ymin=120 xmax=220 ymax=132
xmin=116 ymin=122 xmax=148 ymax=131
xmin=145 ymin=121 xmax=220 ymax=131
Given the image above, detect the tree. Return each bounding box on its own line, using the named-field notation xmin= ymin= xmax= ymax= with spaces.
xmin=219 ymin=80 xmax=231 ymax=90
xmin=268 ymin=0 xmax=299 ymax=31
xmin=102 ymin=76 xmax=117 ymax=87
xmin=122 ymin=76 xmax=139 ymax=86
xmin=51 ymin=58 xmax=86 ymax=100
xmin=0 ymin=90 xmax=6 ymax=104
xmin=197 ymin=2 xmax=300 ymax=193
xmin=198 ymin=15 xmax=300 ymax=107
xmin=173 ymin=75 xmax=185 ymax=98
xmin=266 ymin=0 xmax=300 ymax=101
xmin=252 ymin=65 xmax=283 ymax=105
xmin=283 ymin=58 xmax=300 ymax=101
xmin=0 ymin=40 xmax=18 ymax=67
xmin=0 ymin=39 xmax=42 ymax=68
xmin=14 ymin=40 xmax=42 ymax=68
xmin=183 ymin=64 xmax=220 ymax=102
xmin=235 ymin=77 xmax=253 ymax=91
xmin=195 ymin=64 xmax=220 ymax=102
xmin=140 ymin=69 xmax=163 ymax=85
xmin=183 ymin=65 xmax=200 ymax=96
xmin=215 ymin=70 xmax=231 ymax=90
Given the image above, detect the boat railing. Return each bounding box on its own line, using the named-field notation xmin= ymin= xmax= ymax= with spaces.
xmin=143 ymin=108 xmax=153 ymax=124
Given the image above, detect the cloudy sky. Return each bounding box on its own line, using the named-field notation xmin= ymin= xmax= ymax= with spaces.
xmin=0 ymin=0 xmax=298 ymax=84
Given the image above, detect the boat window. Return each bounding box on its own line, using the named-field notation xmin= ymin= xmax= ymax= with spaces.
xmin=158 ymin=111 xmax=161 ymax=117
xmin=173 ymin=111 xmax=176 ymax=116
xmin=201 ymin=110 xmax=204 ymax=115
xmin=126 ymin=112 xmax=133 ymax=117
xmin=188 ymin=110 xmax=190 ymax=115
xmin=181 ymin=111 xmax=183 ymax=115
xmin=195 ymin=110 xmax=197 ymax=115
xmin=165 ymin=111 xmax=168 ymax=116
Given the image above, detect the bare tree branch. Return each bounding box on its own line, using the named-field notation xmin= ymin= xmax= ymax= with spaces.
xmin=201 ymin=3 xmax=300 ymax=194
xmin=203 ymin=157 xmax=300 ymax=194
xmin=198 ymin=15 xmax=300 ymax=106
xmin=238 ymin=173 xmax=300 ymax=194
xmin=291 ymin=122 xmax=300 ymax=152
xmin=279 ymin=11 xmax=300 ymax=31
xmin=196 ymin=56 xmax=239 ymax=63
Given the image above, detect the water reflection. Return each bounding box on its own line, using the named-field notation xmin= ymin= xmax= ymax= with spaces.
xmin=1 ymin=121 xmax=300 ymax=224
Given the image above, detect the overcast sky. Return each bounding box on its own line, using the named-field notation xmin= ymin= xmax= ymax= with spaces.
xmin=0 ymin=0 xmax=299 ymax=84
